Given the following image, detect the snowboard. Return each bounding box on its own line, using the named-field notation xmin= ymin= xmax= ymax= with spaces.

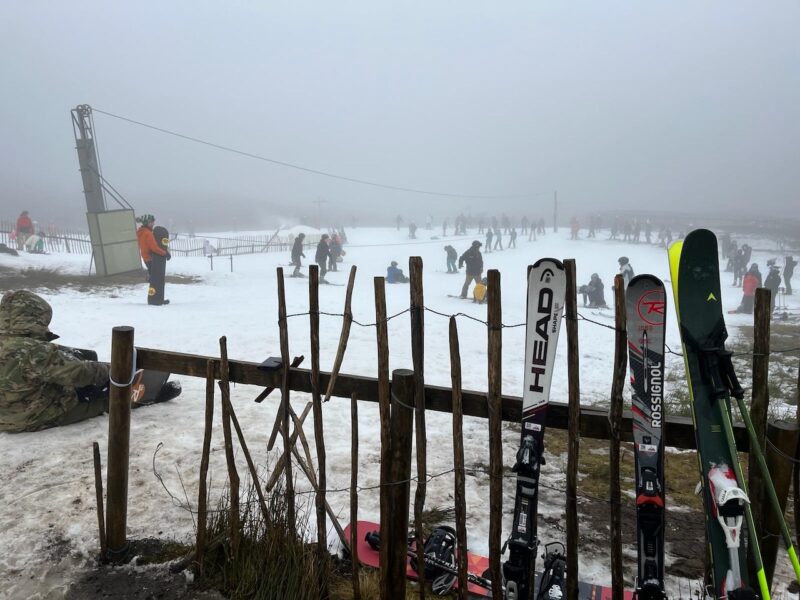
xmin=625 ymin=275 xmax=667 ymax=600
xmin=130 ymin=369 xmax=173 ymax=405
xmin=147 ymin=225 xmax=169 ymax=305
xmin=346 ymin=521 xmax=634 ymax=599
xmin=668 ymin=230 xmax=766 ymax=600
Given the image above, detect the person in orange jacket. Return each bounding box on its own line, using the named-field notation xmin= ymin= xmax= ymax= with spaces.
xmin=136 ymin=214 xmax=169 ymax=279
xmin=733 ymin=264 xmax=760 ymax=314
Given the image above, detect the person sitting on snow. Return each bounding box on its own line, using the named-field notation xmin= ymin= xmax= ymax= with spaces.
xmin=0 ymin=290 xmax=179 ymax=433
xmin=579 ymin=273 xmax=607 ymax=308
xmin=473 ymin=277 xmax=488 ymax=304
xmin=386 ymin=261 xmax=409 ymax=283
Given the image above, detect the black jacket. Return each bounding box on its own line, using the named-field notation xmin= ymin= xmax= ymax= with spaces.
xmin=458 ymin=246 xmax=483 ymax=276
xmin=291 ymin=238 xmax=305 ymax=262
xmin=315 ymin=240 xmax=330 ymax=264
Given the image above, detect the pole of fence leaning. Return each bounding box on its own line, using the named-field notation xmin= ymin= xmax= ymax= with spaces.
xmin=748 ymin=288 xmax=770 ymax=584
xmin=409 ymin=256 xmax=427 ymax=600
xmin=309 ymin=265 xmax=329 ymax=600
xmin=564 ymin=259 xmax=580 ymax=600
xmin=276 ymin=267 xmax=296 ymax=532
xmin=382 ymin=369 xmax=415 ymax=600
xmin=486 ymin=269 xmax=503 ymax=600
xmin=105 ymin=326 xmax=134 ymax=559
xmin=351 ymin=391 xmax=361 ymax=600
xmin=374 ymin=276 xmax=392 ymax=588
xmin=93 ymin=442 xmax=106 ymax=558
xmin=218 ymin=336 xmax=241 ymax=557
xmin=449 ymin=317 xmax=469 ymax=599
xmin=324 ymin=265 xmax=357 ymax=402
xmin=609 ymin=275 xmax=627 ymax=600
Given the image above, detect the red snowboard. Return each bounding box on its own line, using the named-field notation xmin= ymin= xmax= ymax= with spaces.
xmin=345 ymin=521 xmax=635 ymax=599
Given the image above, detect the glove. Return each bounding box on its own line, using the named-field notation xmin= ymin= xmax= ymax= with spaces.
xmin=165 ymin=251 xmax=172 ymax=260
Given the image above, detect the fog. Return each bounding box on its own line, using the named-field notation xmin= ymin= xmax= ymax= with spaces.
xmin=0 ymin=1 xmax=798 ymax=231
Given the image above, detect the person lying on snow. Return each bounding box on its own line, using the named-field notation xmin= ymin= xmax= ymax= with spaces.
xmin=0 ymin=290 xmax=179 ymax=433
xmin=386 ymin=261 xmax=409 ymax=283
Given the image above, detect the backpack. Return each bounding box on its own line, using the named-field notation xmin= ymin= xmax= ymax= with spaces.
xmin=410 ymin=525 xmax=457 ymax=580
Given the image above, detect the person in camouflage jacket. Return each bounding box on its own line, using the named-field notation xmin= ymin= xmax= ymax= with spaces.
xmin=0 ymin=290 xmax=110 ymax=432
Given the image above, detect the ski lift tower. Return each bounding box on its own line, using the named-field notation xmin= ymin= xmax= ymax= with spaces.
xmin=72 ymin=104 xmax=141 ymax=276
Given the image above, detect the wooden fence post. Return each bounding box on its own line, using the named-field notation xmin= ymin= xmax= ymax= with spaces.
xmin=277 ymin=267 xmax=296 ymax=532
xmin=324 ymin=265 xmax=357 ymax=402
xmin=564 ymin=259 xmax=580 ymax=600
xmin=749 ymin=288 xmax=770 ymax=583
xmin=409 ymin=256 xmax=427 ymax=600
xmin=93 ymin=442 xmax=106 ymax=558
xmin=609 ymin=275 xmax=627 ymax=600
xmin=382 ymin=369 xmax=415 ymax=600
xmin=351 ymin=392 xmax=361 ymax=600
xmin=449 ymin=317 xmax=469 ymax=599
xmin=486 ymin=269 xmax=503 ymax=600
xmin=375 ymin=276 xmax=392 ymax=590
xmin=309 ymin=265 xmax=329 ymax=599
xmin=218 ymin=337 xmax=240 ymax=558
xmin=105 ymin=325 xmax=134 ymax=558
xmin=195 ymin=360 xmax=215 ymax=574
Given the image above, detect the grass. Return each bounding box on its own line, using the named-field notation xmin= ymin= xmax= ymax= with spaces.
xmin=0 ymin=265 xmax=201 ymax=293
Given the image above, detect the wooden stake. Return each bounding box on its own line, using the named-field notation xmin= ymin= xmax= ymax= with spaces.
xmin=409 ymin=256 xmax=427 ymax=600
xmin=309 ymin=264 xmax=329 ymax=600
xmin=106 ymin=325 xmax=134 ymax=558
xmin=609 ymin=275 xmax=626 ymax=600
xmin=449 ymin=317 xmax=469 ymax=599
xmin=93 ymin=441 xmax=106 ymax=559
xmin=265 ymin=402 xmax=312 ymax=492
xmin=351 ymin=391 xmax=361 ymax=600
xmin=486 ymin=269 xmax=503 ymax=600
xmin=195 ymin=360 xmax=215 ymax=574
xmin=218 ymin=336 xmax=240 ymax=558
xmin=374 ymin=277 xmax=392 ymax=555
xmin=564 ymin=258 xmax=580 ymax=600
xmin=324 ymin=265 xmax=357 ymax=402
xmin=277 ymin=267 xmax=296 ymax=531
xmin=256 ymin=354 xmax=304 ymax=405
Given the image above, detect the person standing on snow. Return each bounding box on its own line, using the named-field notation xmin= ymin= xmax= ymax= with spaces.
xmin=444 ymin=245 xmax=458 ymax=273
xmin=136 ymin=214 xmax=169 ymax=281
xmin=458 ymin=240 xmax=484 ymax=299
xmin=618 ymin=256 xmax=634 ymax=288
xmin=493 ymin=227 xmax=503 ymax=251
xmin=291 ymin=233 xmax=306 ymax=277
xmin=764 ymin=264 xmax=782 ymax=313
xmin=485 ymin=228 xmax=493 ymax=253
xmin=315 ymin=234 xmax=331 ymax=282
xmin=15 ymin=211 xmax=34 ymax=250
xmin=734 ymin=265 xmax=760 ymax=314
xmin=784 ymin=256 xmax=797 ymax=295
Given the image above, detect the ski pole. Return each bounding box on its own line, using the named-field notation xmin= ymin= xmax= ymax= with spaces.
xmin=717 ymin=400 xmax=771 ymax=600
xmin=732 ymin=395 xmax=800 ymax=583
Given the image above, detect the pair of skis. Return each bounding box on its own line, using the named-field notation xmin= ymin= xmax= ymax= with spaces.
xmin=669 ymin=229 xmax=800 ymax=600
xmin=506 ymin=260 xmax=667 ymax=600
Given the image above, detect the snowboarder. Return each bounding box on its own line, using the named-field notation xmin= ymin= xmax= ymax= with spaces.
xmin=784 ymin=256 xmax=797 ymax=295
xmin=458 ymin=241 xmax=483 ymax=298
xmin=15 ymin=211 xmax=33 ymax=250
xmin=509 ymin=228 xmax=517 ymax=249
xmin=579 ymin=274 xmax=607 ymax=308
xmin=764 ymin=264 xmax=782 ymax=313
xmin=444 ymin=245 xmax=458 ymax=273
xmin=315 ymin=234 xmax=331 ymax=281
xmin=291 ymin=233 xmax=306 ymax=277
xmin=386 ymin=261 xmax=409 ymax=283
xmin=733 ymin=264 xmax=760 ymax=314
xmin=0 ymin=291 xmax=178 ymax=433
xmin=618 ymin=256 xmax=634 ymax=288
xmin=493 ymin=227 xmax=503 ymax=251
xmin=136 ymin=214 xmax=170 ymax=283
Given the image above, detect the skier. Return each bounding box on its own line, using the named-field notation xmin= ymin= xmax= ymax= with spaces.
xmin=329 ymin=234 xmax=342 ymax=272
xmin=136 ymin=214 xmax=170 ymax=283
xmin=493 ymin=227 xmax=503 ymax=251
xmin=458 ymin=241 xmax=483 ymax=299
xmin=618 ymin=256 xmax=634 ymax=287
xmin=408 ymin=223 xmax=417 ymax=239
xmin=444 ymin=245 xmax=458 ymax=273
xmin=509 ymin=228 xmax=517 ymax=249
xmin=732 ymin=249 xmax=745 ymax=286
xmin=733 ymin=265 xmax=760 ymax=314
xmin=520 ymin=216 xmax=529 ymax=235
xmin=579 ymin=274 xmax=607 ymax=308
xmin=315 ymin=234 xmax=331 ymax=282
xmin=485 ymin=228 xmax=493 ymax=253
xmin=386 ymin=261 xmax=409 ymax=283
xmin=0 ymin=291 xmax=177 ymax=433
xmin=15 ymin=211 xmax=34 ymax=250
xmin=764 ymin=264 xmax=782 ymax=313
xmin=396 ymin=215 xmax=403 ymax=231
xmin=784 ymin=256 xmax=797 ymax=295
xmin=290 ymin=233 xmax=306 ymax=277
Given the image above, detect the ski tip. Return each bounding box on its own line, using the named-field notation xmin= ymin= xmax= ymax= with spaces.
xmin=530 ymin=257 xmax=565 ymax=271
xmin=628 ymin=273 xmax=665 ymax=288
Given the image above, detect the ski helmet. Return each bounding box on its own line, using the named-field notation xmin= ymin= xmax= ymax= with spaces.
xmin=618 ymin=256 xmax=629 ymax=265
xmin=472 ymin=240 xmax=482 ymax=247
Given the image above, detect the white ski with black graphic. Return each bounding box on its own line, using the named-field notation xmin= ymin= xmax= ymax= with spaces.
xmin=503 ymin=258 xmax=566 ymax=600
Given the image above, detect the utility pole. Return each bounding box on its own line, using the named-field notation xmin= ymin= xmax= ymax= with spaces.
xmin=312 ymin=197 xmax=327 ymax=230
xmin=553 ymin=190 xmax=558 ymax=233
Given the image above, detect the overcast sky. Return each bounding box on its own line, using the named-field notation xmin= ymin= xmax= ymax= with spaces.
xmin=1 ymin=1 xmax=798 ymax=229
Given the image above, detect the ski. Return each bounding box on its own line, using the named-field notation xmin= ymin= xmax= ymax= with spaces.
xmin=668 ymin=229 xmax=769 ymax=600
xmin=625 ymin=275 xmax=667 ymax=600
xmin=503 ymin=258 xmax=566 ymax=600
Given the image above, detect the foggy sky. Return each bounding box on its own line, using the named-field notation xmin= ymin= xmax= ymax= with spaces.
xmin=1 ymin=1 xmax=798 ymax=230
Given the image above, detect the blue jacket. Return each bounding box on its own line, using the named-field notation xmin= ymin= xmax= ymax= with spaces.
xmin=386 ymin=265 xmax=403 ymax=283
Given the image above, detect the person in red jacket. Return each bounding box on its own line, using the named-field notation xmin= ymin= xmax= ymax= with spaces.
xmin=733 ymin=264 xmax=760 ymax=314
xmin=136 ymin=214 xmax=169 ymax=279
xmin=15 ymin=211 xmax=33 ymax=250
